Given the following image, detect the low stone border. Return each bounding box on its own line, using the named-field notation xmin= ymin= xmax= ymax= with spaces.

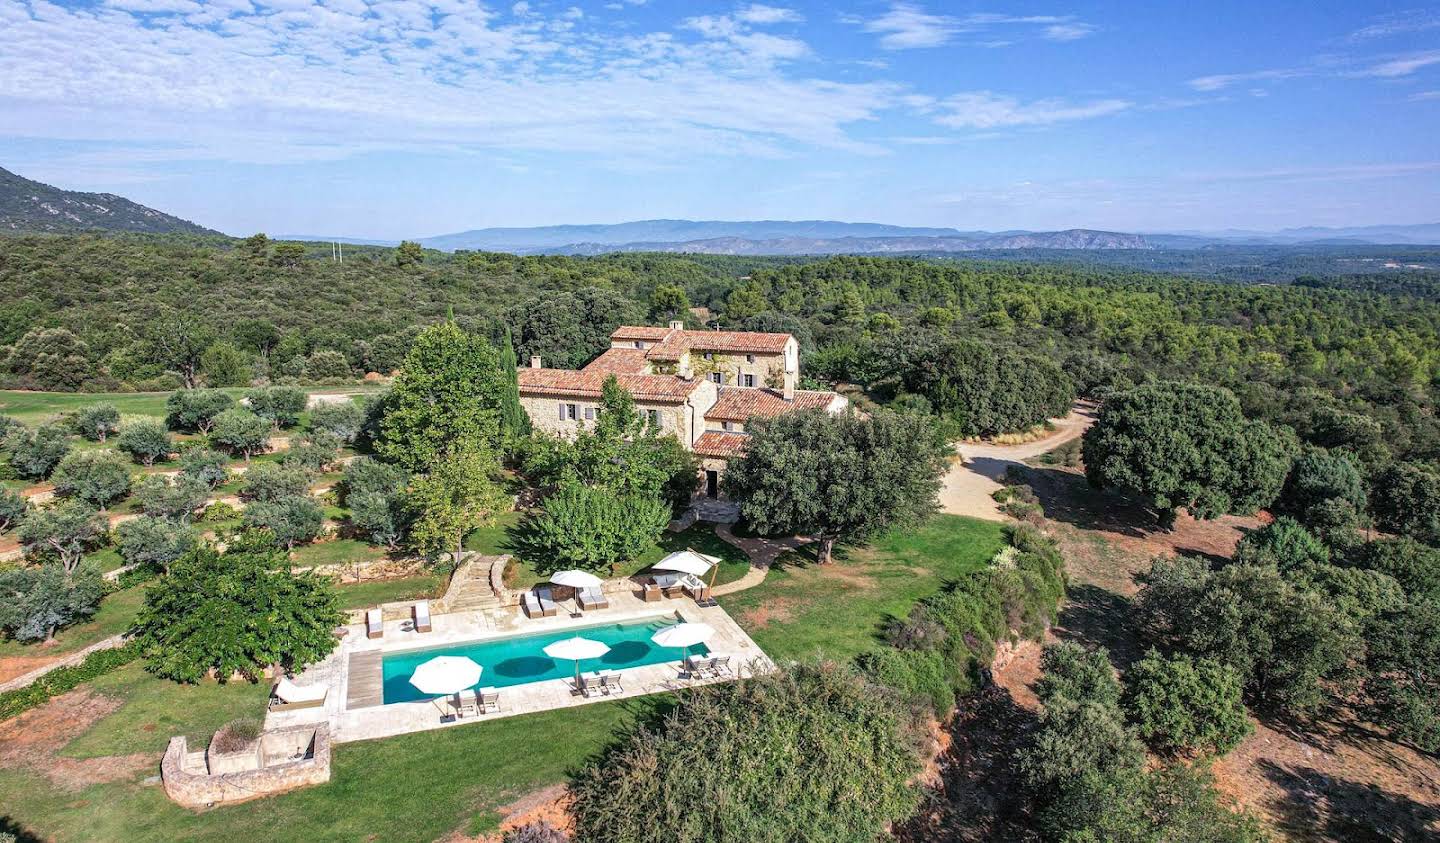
xmin=488 ymin=554 xmax=512 ymax=605
xmin=162 ymin=723 xmax=331 ymax=808
xmin=0 ymin=633 xmax=128 ymax=693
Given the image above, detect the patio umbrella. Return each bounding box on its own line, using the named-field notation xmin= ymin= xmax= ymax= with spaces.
xmin=543 ymin=636 xmax=611 ymax=686
xmin=650 ymin=622 xmax=714 ymax=660
xmin=551 ymin=570 xmax=603 ymax=609
xmin=409 ymin=656 xmax=483 ymax=696
xmin=652 ymin=549 xmax=722 ymax=590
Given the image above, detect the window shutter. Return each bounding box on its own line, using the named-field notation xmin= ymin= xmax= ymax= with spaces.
xmin=584 ymin=407 xmax=594 ymax=420
xmin=558 ymin=402 xmax=565 ymax=420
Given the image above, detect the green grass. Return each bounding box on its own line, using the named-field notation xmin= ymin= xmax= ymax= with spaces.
xmin=333 ymin=572 xmax=444 ymax=610
xmin=0 ymin=390 xmax=178 ymax=426
xmin=289 ymin=538 xmax=389 ymax=569
xmin=720 ymin=514 xmax=1007 ymax=662
xmin=0 ymin=696 xmax=650 ymax=843
xmin=0 ymin=585 xmax=145 ymax=662
xmin=59 ymin=662 xmax=270 ymax=758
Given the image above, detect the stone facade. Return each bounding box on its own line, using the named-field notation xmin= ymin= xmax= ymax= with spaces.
xmin=519 ymin=378 xmax=718 ymax=448
xmin=161 ymin=724 xmax=331 ymax=808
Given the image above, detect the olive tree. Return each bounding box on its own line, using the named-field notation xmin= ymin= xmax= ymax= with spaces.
xmin=0 ymin=488 xmax=29 ymax=533
xmin=308 ymin=399 xmax=364 ymax=443
xmin=165 ymin=389 xmax=236 ymax=434
xmin=50 ymin=449 xmax=133 ymax=510
xmin=178 ymin=446 xmax=231 ymax=489
xmin=72 ymin=402 xmax=121 ymax=442
xmin=115 ymin=515 xmax=201 ymax=574
xmin=4 ymin=423 xmax=72 ymax=479
xmin=16 ymin=501 xmax=109 ymax=573
xmin=0 ymin=561 xmax=105 ymax=642
xmin=242 ymin=496 xmax=325 ymax=550
xmin=133 ymin=474 xmax=212 ymax=521
xmin=210 ymin=408 xmax=270 ymax=461
xmin=246 ymin=385 xmax=308 ymax=428
xmin=116 ymin=419 xmax=174 ymax=466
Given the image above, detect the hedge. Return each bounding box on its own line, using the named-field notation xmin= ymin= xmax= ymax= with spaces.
xmin=0 ymin=641 xmax=139 ymax=721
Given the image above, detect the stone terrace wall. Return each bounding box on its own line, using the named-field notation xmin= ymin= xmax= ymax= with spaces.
xmin=161 ymin=723 xmax=331 ymax=808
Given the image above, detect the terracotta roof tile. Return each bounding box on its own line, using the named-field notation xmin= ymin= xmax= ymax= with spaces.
xmin=519 ymin=368 xmax=701 ymax=403
xmin=609 ymin=325 xmax=793 ymax=356
xmin=704 ymin=387 xmax=841 ymax=422
xmin=694 ymin=431 xmax=751 ymax=459
xmin=581 ymin=347 xmax=651 ymax=375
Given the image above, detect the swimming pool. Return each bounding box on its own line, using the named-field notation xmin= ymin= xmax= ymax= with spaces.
xmin=380 ymin=616 xmax=709 ymax=704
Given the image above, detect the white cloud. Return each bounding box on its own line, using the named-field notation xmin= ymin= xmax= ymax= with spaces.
xmin=104 ymin=0 xmax=202 ymax=12
xmin=1188 ymin=67 xmax=1309 ymax=91
xmin=1350 ymin=10 xmax=1440 ymax=40
xmin=856 ymin=4 xmax=1096 ymax=50
xmin=1357 ymin=50 xmax=1440 ymax=78
xmin=735 ymin=4 xmax=802 ymax=25
xmin=0 ymin=0 xmax=891 ymax=168
xmin=934 ymin=91 xmax=1132 ymax=129
xmin=1411 ymin=90 xmax=1440 ymax=101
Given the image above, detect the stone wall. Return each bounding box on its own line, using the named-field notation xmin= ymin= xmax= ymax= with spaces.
xmin=161 ymin=724 xmax=331 ymax=808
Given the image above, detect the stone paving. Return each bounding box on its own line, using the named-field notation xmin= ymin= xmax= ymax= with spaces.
xmin=267 ymin=587 xmax=772 ymax=744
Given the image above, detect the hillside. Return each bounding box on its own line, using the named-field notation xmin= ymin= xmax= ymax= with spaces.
xmin=0 ymin=166 xmax=219 ymax=236
xmin=418 ymin=219 xmax=965 ymax=252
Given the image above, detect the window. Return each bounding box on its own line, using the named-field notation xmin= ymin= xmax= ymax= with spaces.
xmin=746 ymin=354 xmax=756 ymax=363
xmin=564 ymin=403 xmax=578 ymax=420
xmin=646 ymin=409 xmax=661 ymax=427
xmin=583 ymin=407 xmax=594 ymax=420
xmin=702 ymin=352 xmax=713 ymax=360
xmin=741 ymin=374 xmax=755 ymax=387
xmin=634 ymin=341 xmax=643 ymax=349
xmin=721 ymin=421 xmax=733 ymax=431
xmin=710 ymin=372 xmax=723 ymax=384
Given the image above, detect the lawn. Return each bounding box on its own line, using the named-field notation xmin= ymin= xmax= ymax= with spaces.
xmin=720 ymin=514 xmax=1007 ymax=662
xmin=333 ymin=572 xmax=445 ymax=610
xmin=0 ymin=387 xmax=381 ymax=428
xmin=0 ymin=695 xmax=654 ymax=843
xmin=289 ymin=538 xmax=389 ymax=569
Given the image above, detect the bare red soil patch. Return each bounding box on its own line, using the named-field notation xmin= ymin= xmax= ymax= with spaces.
xmin=0 ymin=687 xmax=155 ymax=790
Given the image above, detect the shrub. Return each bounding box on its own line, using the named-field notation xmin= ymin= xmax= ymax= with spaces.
xmin=116 ymin=419 xmax=173 ymax=466
xmin=210 ymin=718 xmax=263 ymax=753
xmin=1122 ymin=649 xmax=1252 ymax=755
xmin=855 ymin=646 xmax=955 ymax=715
xmin=515 ymin=482 xmax=670 ymax=575
xmin=50 ymin=449 xmax=133 ymax=509
xmin=4 ymin=423 xmax=72 ymax=479
xmin=569 ymin=662 xmax=922 ymax=843
xmin=502 ymin=822 xmax=569 ymax=843
xmin=131 ymin=538 xmax=342 ymax=682
xmin=200 ymin=501 xmax=240 ymax=523
xmin=72 ymin=402 xmax=121 ymax=442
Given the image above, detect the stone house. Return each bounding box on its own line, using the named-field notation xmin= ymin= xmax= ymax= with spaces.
xmin=518 ymin=321 xmax=847 ymax=499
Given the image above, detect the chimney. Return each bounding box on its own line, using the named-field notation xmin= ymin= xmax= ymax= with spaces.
xmin=668 ymin=319 xmax=684 ymax=331
xmin=529 ymin=355 xmax=542 ymax=369
xmin=677 ymin=353 xmax=692 ymax=380
xmin=783 ymin=376 xmax=795 ymax=402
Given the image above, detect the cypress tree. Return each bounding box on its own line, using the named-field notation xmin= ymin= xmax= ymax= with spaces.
xmin=499 ymin=326 xmax=530 ymax=441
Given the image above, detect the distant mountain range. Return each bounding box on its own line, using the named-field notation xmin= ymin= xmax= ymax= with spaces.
xmin=0 ymin=166 xmax=219 ymax=236
xmin=2 ymin=164 xmax=1436 ymax=253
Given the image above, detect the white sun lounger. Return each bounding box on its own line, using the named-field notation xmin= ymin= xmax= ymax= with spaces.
xmin=269 ymin=677 xmax=328 ymax=711
xmin=479 ymin=687 xmax=500 ymax=713
xmin=412 ymin=600 xmax=432 ymax=632
xmin=366 ymin=608 xmax=383 ymax=639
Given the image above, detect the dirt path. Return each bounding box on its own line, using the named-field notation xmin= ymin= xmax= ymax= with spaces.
xmin=709 ymin=523 xmax=813 ymax=596
xmin=939 ymin=405 xmax=1096 ymax=522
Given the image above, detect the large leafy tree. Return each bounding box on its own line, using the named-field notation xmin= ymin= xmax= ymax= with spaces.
xmin=131 ymin=537 xmax=343 ymax=683
xmin=148 ymin=312 xmax=216 ymax=389
xmin=1122 ymin=649 xmax=1251 ymax=755
xmin=376 ymin=322 xmax=505 ymax=471
xmin=570 ymin=662 xmax=921 ymax=843
xmin=516 ymin=481 xmax=670 ymax=575
xmin=5 ymin=328 xmax=96 ymax=390
xmin=4 ymin=423 xmax=72 ymax=480
xmin=1371 ymin=461 xmax=1440 ymax=546
xmin=210 ymin=408 xmax=271 ymax=461
xmin=505 ymin=287 xmax=645 ymax=371
xmin=71 ymin=402 xmax=120 ymax=442
xmin=724 ymin=408 xmax=949 ymax=563
xmin=50 ymin=449 xmax=133 ymax=510
xmin=404 ymin=443 xmax=509 ymax=559
xmin=523 ymin=376 xmax=696 ymax=507
xmin=0 ymin=561 xmax=105 ymax=642
xmin=165 ymin=388 xmax=236 ymax=433
xmin=1365 ymin=598 xmax=1440 ymax=752
xmin=16 ymin=502 xmax=109 ymax=573
xmin=896 ymin=336 xmax=1076 ymax=437
xmin=116 ymin=419 xmax=173 ymax=466
xmin=1082 ymin=381 xmax=1296 ymax=527
xmin=1276 ymin=445 xmax=1367 ymax=539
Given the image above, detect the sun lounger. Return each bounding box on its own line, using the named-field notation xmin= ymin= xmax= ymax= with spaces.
xmin=684 ymin=654 xmax=707 ymax=676
xmin=479 ymin=687 xmax=499 ymax=714
xmin=681 ymin=574 xmax=712 ymax=602
xmin=599 ymin=670 xmax=624 ymax=694
xmin=268 ymin=677 xmax=329 ymax=711
xmin=412 ymin=600 xmax=432 ymax=633
xmin=366 ymin=608 xmax=383 ymax=639
xmin=522 ymin=591 xmax=543 ymax=618
xmin=536 ymin=586 xmax=560 ymax=616
xmin=709 ymin=655 xmax=732 ymax=677
xmin=453 ymin=689 xmax=479 ymax=718
xmin=577 ymin=586 xmax=609 ymax=611
xmin=578 ymin=672 xmax=600 ymax=697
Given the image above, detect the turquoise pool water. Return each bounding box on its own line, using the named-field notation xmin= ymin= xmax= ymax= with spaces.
xmin=381 ymin=617 xmax=709 ymax=704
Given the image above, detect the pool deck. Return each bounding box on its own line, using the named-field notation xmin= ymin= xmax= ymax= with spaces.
xmin=267 ymin=588 xmax=773 ymax=743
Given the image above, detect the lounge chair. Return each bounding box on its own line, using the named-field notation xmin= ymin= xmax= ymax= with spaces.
xmin=599 ymin=671 xmax=624 ymax=694
xmin=268 ymin=677 xmax=328 ymax=711
xmin=536 ymin=586 xmax=559 ymax=617
xmin=578 ymin=672 xmax=600 ymax=697
xmin=522 ymin=591 xmax=544 ymax=618
xmin=412 ymin=600 xmax=432 ymax=633
xmin=478 ymin=687 xmax=500 ymax=714
xmin=577 ymin=586 xmax=609 ymax=611
xmin=709 ymin=655 xmax=733 ymax=677
xmin=366 ymin=608 xmax=383 ymax=639
xmin=453 ymin=689 xmax=479 ymax=718
xmin=684 ymin=654 xmax=707 ymax=676
xmin=682 ymin=575 xmax=712 ymax=603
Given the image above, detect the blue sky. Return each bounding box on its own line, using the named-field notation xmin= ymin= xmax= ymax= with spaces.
xmin=1 ymin=0 xmax=1438 ymax=237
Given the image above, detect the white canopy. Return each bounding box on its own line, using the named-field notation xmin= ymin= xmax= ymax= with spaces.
xmin=650 ymin=622 xmax=714 ymax=650
xmin=543 ymin=636 xmax=611 ymax=662
xmin=409 ymin=656 xmax=483 ymax=695
xmin=274 ymin=677 xmax=328 ymax=703
xmin=550 ymin=570 xmax=604 ymax=589
xmin=651 ymin=549 xmax=720 ymax=577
